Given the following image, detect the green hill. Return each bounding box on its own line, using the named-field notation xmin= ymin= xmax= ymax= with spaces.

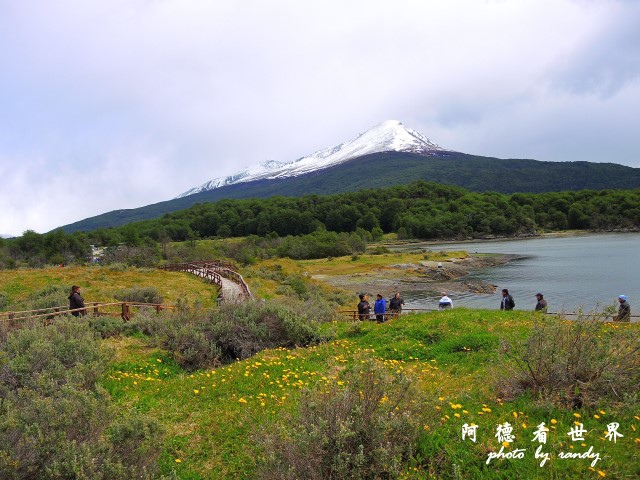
xmin=61 ymin=152 xmax=640 ymax=232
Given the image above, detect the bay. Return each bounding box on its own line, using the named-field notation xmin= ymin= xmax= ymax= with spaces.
xmin=399 ymin=232 xmax=639 ymax=314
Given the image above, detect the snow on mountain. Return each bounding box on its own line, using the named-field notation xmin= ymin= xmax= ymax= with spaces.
xmin=177 ymin=120 xmax=445 ymax=198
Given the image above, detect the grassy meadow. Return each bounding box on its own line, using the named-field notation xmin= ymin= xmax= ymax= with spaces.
xmin=1 ymin=255 xmax=638 ymax=479
xmin=0 ymin=264 xmax=220 ymax=310
xmin=99 ymin=310 xmax=639 ymax=479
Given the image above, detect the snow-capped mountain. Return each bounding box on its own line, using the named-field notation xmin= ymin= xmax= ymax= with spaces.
xmin=177 ymin=120 xmax=446 ymax=198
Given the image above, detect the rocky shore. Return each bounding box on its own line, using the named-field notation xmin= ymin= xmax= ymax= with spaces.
xmin=311 ymin=252 xmax=522 ymax=298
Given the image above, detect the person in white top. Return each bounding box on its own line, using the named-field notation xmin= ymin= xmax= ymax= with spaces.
xmin=438 ymin=292 xmax=453 ymax=310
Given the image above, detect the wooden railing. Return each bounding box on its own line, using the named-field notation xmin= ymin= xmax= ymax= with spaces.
xmin=0 ymin=301 xmax=174 ymax=328
xmin=162 ymin=262 xmax=223 ymax=288
xmin=160 ymin=260 xmax=253 ymax=301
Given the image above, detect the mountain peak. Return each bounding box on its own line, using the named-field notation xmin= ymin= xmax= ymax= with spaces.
xmin=177 ymin=121 xmax=445 ymax=198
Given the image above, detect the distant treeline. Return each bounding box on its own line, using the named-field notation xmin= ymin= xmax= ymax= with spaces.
xmin=1 ymin=181 xmax=639 ymax=268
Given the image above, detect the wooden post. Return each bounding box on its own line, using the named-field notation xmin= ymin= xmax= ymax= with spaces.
xmin=121 ymin=303 xmax=131 ymax=322
xmin=93 ymin=303 xmax=99 ymax=316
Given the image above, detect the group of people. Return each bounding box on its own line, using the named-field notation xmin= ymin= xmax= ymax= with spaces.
xmin=357 ymin=292 xmax=405 ymax=323
xmin=500 ymin=289 xmax=631 ymax=321
xmin=357 ymin=288 xmax=632 ymax=322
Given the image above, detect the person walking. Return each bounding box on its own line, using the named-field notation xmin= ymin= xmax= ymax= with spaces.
xmin=534 ymin=293 xmax=548 ymax=313
xmin=614 ymin=294 xmax=631 ymax=322
xmin=357 ymin=293 xmax=371 ymax=321
xmin=374 ymin=294 xmax=387 ymax=323
xmin=388 ymin=291 xmax=405 ymax=318
xmin=438 ymin=292 xmax=453 ymax=310
xmin=68 ymin=285 xmax=86 ymax=317
xmin=500 ymin=289 xmax=515 ymax=311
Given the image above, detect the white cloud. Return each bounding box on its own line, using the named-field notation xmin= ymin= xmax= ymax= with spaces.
xmin=0 ymin=0 xmax=638 ymax=235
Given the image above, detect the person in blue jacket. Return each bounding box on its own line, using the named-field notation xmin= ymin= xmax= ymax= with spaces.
xmin=374 ymin=293 xmax=387 ymax=323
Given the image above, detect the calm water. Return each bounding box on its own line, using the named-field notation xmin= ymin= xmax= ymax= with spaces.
xmin=399 ymin=233 xmax=639 ymax=313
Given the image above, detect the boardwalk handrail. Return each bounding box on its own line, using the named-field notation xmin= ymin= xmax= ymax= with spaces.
xmin=0 ymin=301 xmax=175 ymax=327
xmin=160 ymin=260 xmax=253 ymax=300
xmin=161 ymin=262 xmax=223 ymax=288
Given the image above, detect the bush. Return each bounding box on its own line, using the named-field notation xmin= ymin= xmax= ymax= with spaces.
xmin=114 ymin=286 xmax=163 ymax=304
xmin=256 ymin=358 xmax=427 ymax=480
xmin=0 ymin=319 xmax=161 ymax=478
xmin=165 ymin=324 xmax=223 ymax=371
xmin=275 ymin=275 xmax=309 ymax=299
xmin=367 ymin=245 xmax=390 ymax=255
xmin=87 ymin=316 xmax=129 ymax=339
xmin=496 ymin=314 xmax=640 ymax=408
xmin=0 ymin=291 xmax=9 ymax=310
xmin=23 ymin=284 xmax=69 ymax=311
xmin=132 ymin=299 xmax=332 ymax=371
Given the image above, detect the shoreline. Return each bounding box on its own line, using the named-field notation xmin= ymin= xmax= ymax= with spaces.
xmin=312 ymin=252 xmax=520 ymax=299
xmin=384 ymin=229 xmax=639 ymax=248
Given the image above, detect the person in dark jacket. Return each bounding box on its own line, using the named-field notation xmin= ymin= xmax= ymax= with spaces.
xmin=68 ymin=285 xmax=86 ymax=317
xmin=534 ymin=293 xmax=548 ymax=313
xmin=357 ymin=293 xmax=371 ymax=321
xmin=388 ymin=291 xmax=404 ymax=317
xmin=614 ymin=294 xmax=631 ymax=322
xmin=500 ymin=289 xmax=515 ymax=311
xmin=374 ymin=294 xmax=386 ymax=323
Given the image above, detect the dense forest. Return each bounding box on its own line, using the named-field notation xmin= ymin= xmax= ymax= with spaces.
xmin=2 ymin=181 xmax=639 ymax=268
xmin=61 ymin=152 xmax=640 ymax=232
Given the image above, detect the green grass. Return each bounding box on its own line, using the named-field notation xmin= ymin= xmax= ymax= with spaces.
xmin=2 ymin=265 xmax=638 ymax=478
xmin=0 ymin=265 xmax=220 ymax=310
xmin=98 ymin=310 xmax=639 ymax=479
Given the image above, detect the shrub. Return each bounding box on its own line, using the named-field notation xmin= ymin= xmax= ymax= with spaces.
xmin=0 ymin=291 xmax=9 ymax=310
xmin=132 ymin=299 xmax=332 ymax=371
xmin=87 ymin=316 xmax=129 ymax=339
xmin=367 ymin=245 xmax=390 ymax=255
xmin=165 ymin=324 xmax=223 ymax=371
xmin=496 ymin=314 xmax=640 ymax=408
xmin=204 ymin=301 xmax=327 ymax=364
xmin=114 ymin=286 xmax=163 ymax=304
xmin=256 ymin=358 xmax=427 ymax=480
xmin=275 ymin=275 xmax=309 ymax=299
xmin=23 ymin=284 xmax=69 ymax=311
xmin=0 ymin=319 xmax=161 ymax=478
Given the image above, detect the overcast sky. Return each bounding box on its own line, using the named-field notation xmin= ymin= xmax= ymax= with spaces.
xmin=1 ymin=0 xmax=639 ymax=236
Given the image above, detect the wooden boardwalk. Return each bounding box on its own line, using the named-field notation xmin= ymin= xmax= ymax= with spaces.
xmin=160 ymin=260 xmax=252 ymax=303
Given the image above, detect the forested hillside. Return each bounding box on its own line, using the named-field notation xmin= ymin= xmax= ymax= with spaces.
xmin=2 ymin=181 xmax=639 ymax=269
xmin=106 ymin=181 xmax=639 ymax=240
xmin=61 ymin=152 xmax=640 ymax=232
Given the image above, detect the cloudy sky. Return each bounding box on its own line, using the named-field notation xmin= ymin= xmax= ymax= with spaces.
xmin=1 ymin=0 xmax=639 ymax=235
